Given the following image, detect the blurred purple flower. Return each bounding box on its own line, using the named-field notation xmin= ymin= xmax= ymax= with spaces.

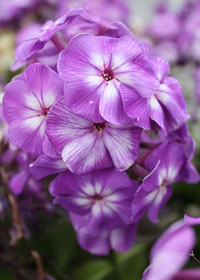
xmin=56 ymin=0 xmax=129 ymax=23
xmin=142 ymin=215 xmax=200 ymax=280
xmin=0 ymin=0 xmax=38 ymax=24
xmin=147 ymin=6 xmax=181 ymax=40
xmin=178 ymin=1 xmax=200 ymax=62
xmin=9 ymin=152 xmax=39 ymax=195
xmin=193 ymin=66 xmax=200 ymax=104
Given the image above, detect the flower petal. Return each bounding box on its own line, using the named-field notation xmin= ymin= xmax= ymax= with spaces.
xmin=62 ymin=132 xmax=112 ymax=174
xmin=99 ymin=81 xmax=130 ymax=124
xmin=120 ymin=84 xmax=151 ymax=129
xmin=110 ymin=224 xmax=137 ymax=253
xmin=103 ymin=123 xmax=142 ymax=170
xmin=30 ymin=154 xmax=66 ymax=180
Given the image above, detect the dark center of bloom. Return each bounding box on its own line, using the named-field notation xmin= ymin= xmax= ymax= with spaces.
xmin=41 ymin=107 xmax=50 ymax=116
xmin=102 ymin=68 xmax=114 ymax=81
xmin=91 ymin=194 xmax=103 ymax=201
xmin=93 ymin=123 xmax=105 ymax=132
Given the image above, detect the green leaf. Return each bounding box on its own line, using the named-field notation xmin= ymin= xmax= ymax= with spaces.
xmin=115 ymin=243 xmax=147 ymax=264
xmin=0 ymin=269 xmax=13 ymax=280
xmin=74 ymin=260 xmax=113 ymax=280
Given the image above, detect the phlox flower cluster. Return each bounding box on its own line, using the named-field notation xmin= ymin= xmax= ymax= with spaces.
xmin=2 ymin=4 xmax=199 ymax=257
xmin=1 ymin=2 xmax=200 ymax=275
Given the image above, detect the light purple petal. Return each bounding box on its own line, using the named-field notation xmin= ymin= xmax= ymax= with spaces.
xmin=149 ymin=95 xmax=167 ymax=131
xmin=42 ymin=135 xmax=60 ymax=158
xmin=99 ymin=80 xmax=130 ymax=124
xmin=143 ymin=220 xmax=196 ymax=280
xmin=151 ymin=56 xmax=170 ymax=82
xmin=120 ymin=85 xmax=151 ymax=129
xmin=156 ymin=78 xmax=190 ymax=131
xmin=7 ymin=118 xmax=46 ymax=156
xmin=46 ymin=98 xmax=92 ymax=152
xmin=20 ymin=63 xmax=64 ymax=108
xmin=110 ymin=223 xmax=137 ymax=253
xmin=30 ymin=155 xmax=66 ymax=180
xmin=184 ymin=215 xmax=200 ymax=226
xmin=102 ymin=124 xmax=142 ymax=171
xmin=9 ymin=170 xmax=30 ymax=195
xmin=77 ymin=227 xmax=110 ymax=255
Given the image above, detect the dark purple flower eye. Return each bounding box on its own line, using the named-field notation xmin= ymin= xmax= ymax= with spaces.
xmin=93 ymin=122 xmax=105 ymax=132
xmin=102 ymin=68 xmax=114 ymax=81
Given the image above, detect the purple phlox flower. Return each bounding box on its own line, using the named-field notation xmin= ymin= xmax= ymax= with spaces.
xmin=3 ymin=63 xmax=64 ymax=156
xmin=142 ymin=221 xmax=192 ymax=280
xmin=50 ymin=168 xmax=138 ymax=234
xmin=11 ymin=8 xmax=83 ymax=71
xmin=151 ymin=40 xmax=179 ymax=64
xmin=0 ymin=145 xmax=18 ymax=165
xmin=167 ymin=124 xmax=199 ymax=184
xmin=70 ymin=212 xmax=137 ymax=255
xmin=30 ymin=154 xmax=67 ymax=180
xmin=15 ymin=23 xmax=42 ymax=47
xmin=122 ymin=55 xmax=189 ymax=131
xmin=132 ymin=141 xmax=190 ymax=223
xmin=142 ymin=215 xmax=200 ymax=280
xmin=147 ymin=5 xmax=181 ymax=40
xmin=11 ymin=8 xmax=131 ymax=71
xmin=145 ymin=3 xmax=181 ymax=63
xmin=140 ymin=124 xmax=199 ymax=184
xmin=9 ymin=151 xmax=42 ymax=195
xmin=58 ymin=33 xmax=158 ymax=125
xmin=50 ymin=167 xmax=138 ymax=255
xmin=178 ymin=1 xmax=200 ymax=62
xmin=193 ymin=66 xmax=200 ymax=104
xmin=56 ymin=0 xmax=129 ymax=23
xmin=82 ymin=0 xmax=129 ymax=23
xmin=46 ymin=98 xmax=142 ymax=174
xmin=0 ymin=0 xmax=38 ymax=24
xmin=60 ymin=12 xmax=132 ymax=42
